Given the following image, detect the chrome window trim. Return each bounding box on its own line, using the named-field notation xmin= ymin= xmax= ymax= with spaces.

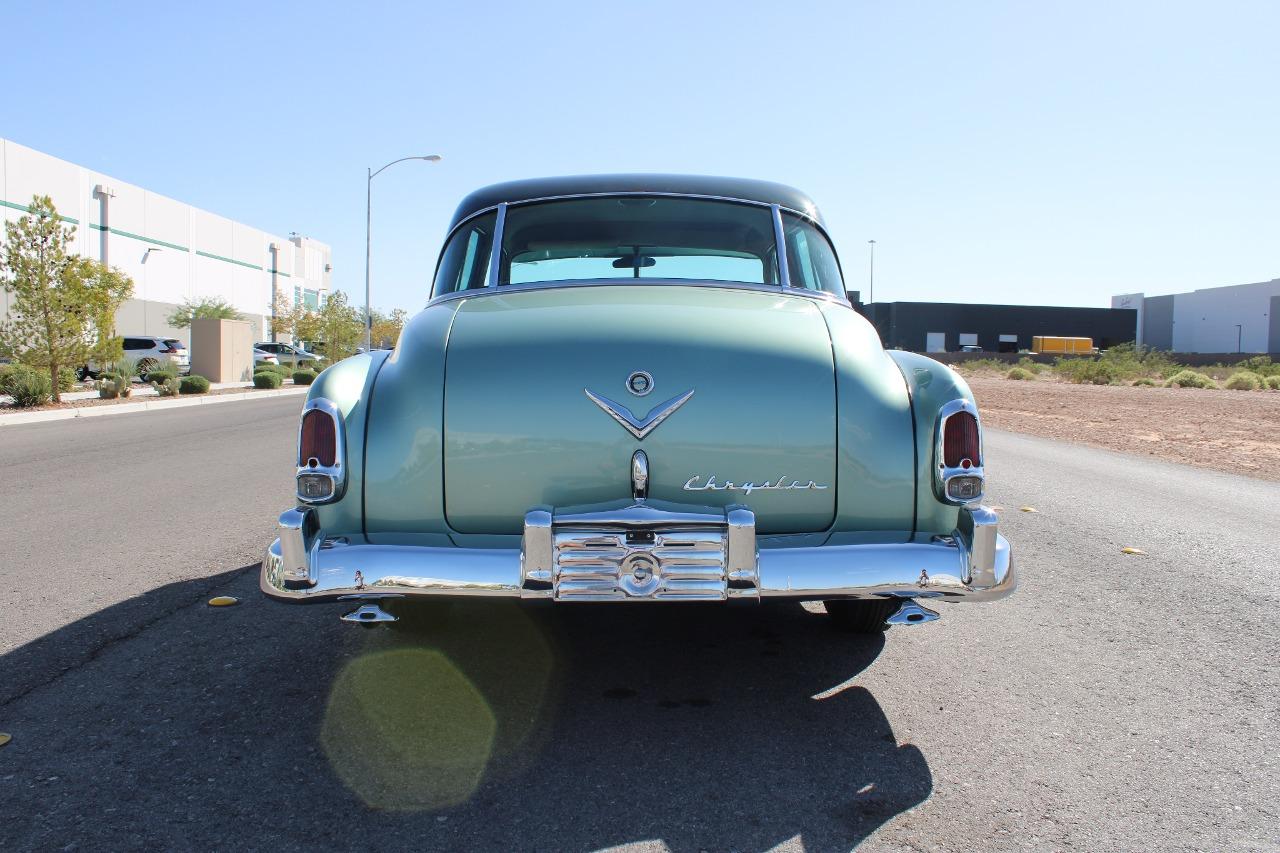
xmin=295 ymin=397 xmax=348 ymax=505
xmin=431 ymin=191 xmax=844 ymax=300
xmin=486 ymin=202 xmax=507 ymax=289
xmin=932 ymin=398 xmax=985 ymax=506
xmin=425 ymin=277 xmax=850 ymax=309
xmin=770 ymin=204 xmax=790 ymax=291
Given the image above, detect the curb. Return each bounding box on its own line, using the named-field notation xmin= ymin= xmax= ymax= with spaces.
xmin=0 ymin=386 xmax=308 ymax=427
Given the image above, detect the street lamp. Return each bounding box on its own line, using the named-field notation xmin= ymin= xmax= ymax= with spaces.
xmin=365 ymin=154 xmax=442 ymax=350
xmin=867 ymin=239 xmax=876 ymax=305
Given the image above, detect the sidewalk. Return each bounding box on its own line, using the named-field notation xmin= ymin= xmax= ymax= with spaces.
xmin=0 ymin=382 xmax=308 ymax=427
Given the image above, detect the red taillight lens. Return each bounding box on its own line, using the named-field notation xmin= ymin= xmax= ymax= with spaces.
xmin=943 ymin=411 xmax=980 ymax=468
xmin=159 ymin=347 xmax=179 ymax=354
xmin=299 ymin=410 xmax=336 ymax=467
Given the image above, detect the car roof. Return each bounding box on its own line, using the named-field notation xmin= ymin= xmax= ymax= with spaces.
xmin=448 ymin=174 xmax=824 ymax=230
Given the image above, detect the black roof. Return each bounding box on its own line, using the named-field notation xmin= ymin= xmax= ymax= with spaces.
xmin=448 ymin=174 xmax=823 ymax=229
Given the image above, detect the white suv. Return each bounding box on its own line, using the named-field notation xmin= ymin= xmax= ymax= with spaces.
xmin=81 ymin=336 xmax=190 ymax=380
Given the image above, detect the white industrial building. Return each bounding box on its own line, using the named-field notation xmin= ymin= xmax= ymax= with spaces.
xmin=0 ymin=137 xmax=330 ymax=344
xmin=1113 ymin=278 xmax=1280 ymax=354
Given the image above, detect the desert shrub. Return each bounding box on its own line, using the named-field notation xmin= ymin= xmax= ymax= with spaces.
xmin=57 ymin=366 xmax=78 ymax=392
xmin=1005 ymin=367 xmax=1034 ymax=380
xmin=1 ymin=363 xmax=38 ymax=397
xmin=1238 ymin=356 xmax=1278 ymax=377
xmin=152 ymin=376 xmax=181 ymax=397
xmin=255 ymin=362 xmax=288 ymax=377
xmin=1223 ymin=372 xmax=1262 ymax=391
xmin=179 ymin=375 xmax=211 ymax=394
xmin=143 ymin=362 xmax=179 ymax=384
xmin=253 ymin=371 xmax=282 ymax=389
xmin=955 ymin=358 xmax=1006 ymax=373
xmin=1131 ymin=377 xmax=1157 ymax=387
xmin=1164 ymin=370 xmax=1217 ymax=389
xmin=297 ymin=360 xmax=315 ymax=371
xmin=1015 ymin=357 xmax=1045 ymax=374
xmin=291 ymin=369 xmax=316 ymax=386
xmin=1265 ymin=375 xmax=1280 ymax=390
xmin=1056 ymin=358 xmax=1117 ymax=385
xmin=95 ymin=361 xmax=136 ymax=399
xmin=5 ymin=367 xmax=52 ymax=407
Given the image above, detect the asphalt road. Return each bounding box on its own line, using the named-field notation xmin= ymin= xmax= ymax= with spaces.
xmin=0 ymin=400 xmax=1277 ymax=852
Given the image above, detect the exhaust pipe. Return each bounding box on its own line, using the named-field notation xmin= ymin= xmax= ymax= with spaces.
xmin=886 ymin=599 xmax=940 ymax=627
xmin=340 ymin=603 xmax=397 ymax=626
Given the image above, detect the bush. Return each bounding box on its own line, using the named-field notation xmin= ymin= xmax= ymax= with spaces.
xmin=58 ymin=366 xmax=78 ymax=392
xmin=253 ymin=371 xmax=282 ymax=389
xmin=95 ymin=361 xmax=135 ymax=399
xmin=1015 ymin=357 xmax=1045 ymax=374
xmin=1131 ymin=377 xmax=1157 ymax=387
xmin=1005 ymin=367 xmax=1034 ymax=380
xmin=255 ymin=362 xmax=288 ymax=376
xmin=143 ymin=362 xmax=179 ymax=384
xmin=1165 ymin=370 xmax=1217 ymax=389
xmin=291 ymin=369 xmax=317 ymax=386
xmin=297 ymin=360 xmax=315 ymax=371
xmin=5 ymin=367 xmax=52 ymax=407
xmin=1223 ymin=372 xmax=1262 ymax=391
xmin=1238 ymin=356 xmax=1278 ymax=377
xmin=1266 ymin=375 xmax=1280 ymax=390
xmin=179 ymin=375 xmax=211 ymax=394
xmin=152 ymin=376 xmax=181 ymax=397
xmin=1056 ymin=359 xmax=1117 ymax=385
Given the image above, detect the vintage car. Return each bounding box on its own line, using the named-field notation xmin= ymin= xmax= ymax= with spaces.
xmin=262 ymin=175 xmax=1014 ymax=633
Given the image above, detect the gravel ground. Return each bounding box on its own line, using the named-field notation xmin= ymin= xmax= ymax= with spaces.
xmin=966 ymin=375 xmax=1280 ymax=481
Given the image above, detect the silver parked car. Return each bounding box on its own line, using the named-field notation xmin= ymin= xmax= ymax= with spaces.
xmin=254 ymin=342 xmax=324 ymax=368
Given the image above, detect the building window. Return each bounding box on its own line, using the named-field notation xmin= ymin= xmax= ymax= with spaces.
xmin=925 ymin=332 xmax=946 ymax=353
xmin=303 ymin=289 xmax=319 ymax=309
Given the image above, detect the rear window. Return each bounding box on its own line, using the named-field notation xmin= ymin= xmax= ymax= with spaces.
xmin=164 ymin=340 xmax=184 ymax=349
xmin=500 ymin=197 xmax=778 ymax=286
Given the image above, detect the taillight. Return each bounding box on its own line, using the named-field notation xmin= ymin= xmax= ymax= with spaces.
xmin=943 ymin=411 xmax=980 ymax=469
xmin=159 ymin=347 xmax=179 ymax=354
xmin=299 ymin=409 xmax=336 ymax=467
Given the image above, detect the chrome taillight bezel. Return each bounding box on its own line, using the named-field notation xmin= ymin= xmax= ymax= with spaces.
xmin=296 ymin=397 xmax=347 ymax=505
xmin=933 ymin=398 xmax=985 ymax=506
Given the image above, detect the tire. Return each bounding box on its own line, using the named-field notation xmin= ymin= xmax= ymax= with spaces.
xmin=824 ymin=599 xmax=901 ymax=633
xmin=135 ymin=358 xmax=157 ymax=380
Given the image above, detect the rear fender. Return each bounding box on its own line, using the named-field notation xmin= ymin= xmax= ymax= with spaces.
xmin=887 ymin=351 xmax=976 ymax=536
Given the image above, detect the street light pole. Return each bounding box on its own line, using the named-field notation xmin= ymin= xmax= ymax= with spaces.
xmin=364 ymin=154 xmax=442 ymax=351
xmin=867 ymin=239 xmax=876 ymax=305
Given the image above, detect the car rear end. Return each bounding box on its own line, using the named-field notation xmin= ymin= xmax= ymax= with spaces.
xmin=159 ymin=339 xmax=190 ymax=374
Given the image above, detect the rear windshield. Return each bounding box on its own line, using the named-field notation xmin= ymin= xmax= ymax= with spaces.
xmin=164 ymin=340 xmax=184 ymax=349
xmin=501 ymin=197 xmax=778 ymax=286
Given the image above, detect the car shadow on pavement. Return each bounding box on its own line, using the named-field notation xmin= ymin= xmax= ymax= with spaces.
xmin=0 ymin=569 xmax=932 ymax=852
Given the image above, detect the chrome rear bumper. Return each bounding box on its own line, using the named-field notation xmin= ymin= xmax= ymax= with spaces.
xmin=261 ymin=502 xmax=1014 ymax=605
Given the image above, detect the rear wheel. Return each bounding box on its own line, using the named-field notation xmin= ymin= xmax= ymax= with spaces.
xmin=135 ymin=358 xmax=158 ymax=380
xmin=824 ymin=599 xmax=901 ymax=633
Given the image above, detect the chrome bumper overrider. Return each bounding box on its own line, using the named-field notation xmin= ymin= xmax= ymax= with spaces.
xmin=261 ymin=501 xmax=1014 ymax=605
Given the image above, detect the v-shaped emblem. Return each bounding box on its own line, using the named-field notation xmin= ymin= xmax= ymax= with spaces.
xmin=584 ymin=388 xmax=695 ymax=441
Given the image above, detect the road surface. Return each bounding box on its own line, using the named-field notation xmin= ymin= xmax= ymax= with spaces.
xmin=1 ymin=399 xmax=1276 ymax=851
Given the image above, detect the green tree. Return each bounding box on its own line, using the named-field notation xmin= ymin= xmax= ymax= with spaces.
xmin=316 ymin=291 xmax=363 ymax=361
xmin=0 ymin=195 xmax=133 ymax=402
xmin=371 ymin=307 xmax=409 ymax=349
xmin=167 ymin=296 xmax=243 ymax=328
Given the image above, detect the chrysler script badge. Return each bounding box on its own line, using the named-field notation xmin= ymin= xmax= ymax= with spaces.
xmin=585 ymin=383 xmax=694 ymax=441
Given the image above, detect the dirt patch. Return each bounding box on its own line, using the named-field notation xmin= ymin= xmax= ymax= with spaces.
xmin=967 ymin=375 xmax=1280 ymax=481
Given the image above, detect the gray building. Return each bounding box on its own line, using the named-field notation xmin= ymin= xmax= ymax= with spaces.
xmin=864 ymin=301 xmax=1137 ymax=354
xmin=1113 ymin=277 xmax=1280 ymax=353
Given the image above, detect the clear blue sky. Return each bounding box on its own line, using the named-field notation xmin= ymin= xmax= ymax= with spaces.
xmin=4 ymin=0 xmax=1277 ymax=313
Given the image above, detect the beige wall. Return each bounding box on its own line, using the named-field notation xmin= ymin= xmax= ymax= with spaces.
xmin=190 ymin=318 xmax=254 ymax=383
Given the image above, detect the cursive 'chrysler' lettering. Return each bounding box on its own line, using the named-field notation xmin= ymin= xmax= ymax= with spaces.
xmin=683 ymin=475 xmax=829 ymax=495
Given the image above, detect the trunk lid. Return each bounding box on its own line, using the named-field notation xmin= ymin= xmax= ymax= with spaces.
xmin=443 ymin=285 xmax=837 ymax=535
